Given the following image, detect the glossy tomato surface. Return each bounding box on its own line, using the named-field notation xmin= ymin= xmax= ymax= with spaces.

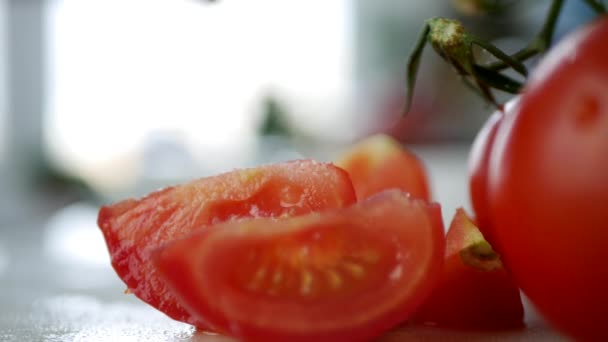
xmin=413 ymin=208 xmax=523 ymax=329
xmin=468 ymin=99 xmax=518 ymax=246
xmin=336 ymin=134 xmax=431 ymax=201
xmin=154 ymin=190 xmax=445 ymax=342
xmin=488 ymin=17 xmax=608 ymax=341
xmin=97 ymin=160 xmax=356 ymax=328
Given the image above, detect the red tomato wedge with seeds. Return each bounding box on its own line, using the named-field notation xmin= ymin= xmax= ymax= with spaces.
xmin=336 ymin=134 xmax=431 ymax=201
xmin=153 ymin=190 xmax=445 ymax=342
xmin=97 ymin=160 xmax=356 ymax=328
xmin=413 ymin=208 xmax=523 ymax=329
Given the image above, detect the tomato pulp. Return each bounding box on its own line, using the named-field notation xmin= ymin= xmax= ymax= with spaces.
xmin=154 ymin=190 xmax=445 ymax=342
xmin=97 ymin=160 xmax=356 ymax=328
xmin=488 ymin=17 xmax=608 ymax=341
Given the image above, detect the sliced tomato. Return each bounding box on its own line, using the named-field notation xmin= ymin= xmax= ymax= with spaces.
xmin=413 ymin=208 xmax=523 ymax=329
xmin=153 ymin=190 xmax=445 ymax=341
xmin=97 ymin=160 xmax=356 ymax=328
xmin=336 ymin=134 xmax=431 ymax=201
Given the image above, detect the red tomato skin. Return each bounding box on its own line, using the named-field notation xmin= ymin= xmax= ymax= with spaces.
xmin=97 ymin=160 xmax=356 ymax=328
xmin=336 ymin=134 xmax=431 ymax=201
xmin=413 ymin=208 xmax=523 ymax=329
xmin=488 ymin=18 xmax=608 ymax=341
xmin=468 ymin=99 xmax=519 ymax=247
xmin=154 ymin=190 xmax=445 ymax=342
xmin=468 ymin=110 xmax=503 ymax=244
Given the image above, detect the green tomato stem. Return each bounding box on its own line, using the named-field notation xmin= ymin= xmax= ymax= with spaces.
xmin=582 ymin=0 xmax=607 ymax=13
xmin=487 ymin=0 xmax=564 ymax=71
xmin=403 ymin=24 xmax=430 ymax=116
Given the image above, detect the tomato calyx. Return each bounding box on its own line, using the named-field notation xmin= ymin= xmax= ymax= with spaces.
xmin=404 ymin=17 xmax=526 ymax=113
xmin=403 ymin=0 xmax=606 ymax=112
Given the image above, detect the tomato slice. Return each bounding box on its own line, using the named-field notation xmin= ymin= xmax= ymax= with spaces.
xmin=97 ymin=160 xmax=356 ymax=328
xmin=413 ymin=208 xmax=523 ymax=329
xmin=153 ymin=190 xmax=445 ymax=341
xmin=336 ymin=134 xmax=431 ymax=201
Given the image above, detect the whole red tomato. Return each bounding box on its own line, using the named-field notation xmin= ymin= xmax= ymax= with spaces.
xmin=487 ymin=17 xmax=608 ymax=341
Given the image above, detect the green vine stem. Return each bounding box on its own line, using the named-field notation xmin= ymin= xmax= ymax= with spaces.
xmin=403 ymin=0 xmax=607 ymax=115
xmin=403 ymin=18 xmax=526 ymax=114
xmin=583 ymin=0 xmax=606 ymax=13
xmin=487 ymin=0 xmax=564 ymax=71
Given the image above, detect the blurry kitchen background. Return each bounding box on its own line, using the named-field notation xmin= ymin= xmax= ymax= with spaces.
xmin=0 ymin=0 xmax=597 ymax=267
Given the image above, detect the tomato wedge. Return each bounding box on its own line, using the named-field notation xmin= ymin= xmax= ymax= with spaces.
xmin=336 ymin=134 xmax=431 ymax=201
xmin=97 ymin=160 xmax=356 ymax=327
xmin=153 ymin=190 xmax=445 ymax=341
xmin=413 ymin=208 xmax=523 ymax=329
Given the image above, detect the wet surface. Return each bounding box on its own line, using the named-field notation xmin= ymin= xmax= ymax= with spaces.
xmin=0 ymin=145 xmax=569 ymax=341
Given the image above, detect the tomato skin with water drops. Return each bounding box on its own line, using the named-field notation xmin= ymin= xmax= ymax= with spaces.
xmin=488 ymin=18 xmax=608 ymax=341
xmin=154 ymin=190 xmax=445 ymax=342
xmin=97 ymin=160 xmax=356 ymax=328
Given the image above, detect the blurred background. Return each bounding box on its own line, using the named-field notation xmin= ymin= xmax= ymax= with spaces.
xmin=0 ymin=0 xmax=599 ymax=339
xmin=0 ymin=0 xmax=598 ymax=213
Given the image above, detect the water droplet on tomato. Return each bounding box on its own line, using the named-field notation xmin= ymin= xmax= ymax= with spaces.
xmin=389 ymin=265 xmax=403 ymax=281
xmin=249 ymin=205 xmax=260 ymax=216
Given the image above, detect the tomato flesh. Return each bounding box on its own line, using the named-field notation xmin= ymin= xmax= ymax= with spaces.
xmin=413 ymin=208 xmax=523 ymax=329
xmin=154 ymin=190 xmax=445 ymax=341
xmin=336 ymin=134 xmax=431 ymax=201
xmin=488 ymin=18 xmax=608 ymax=341
xmin=97 ymin=160 xmax=356 ymax=327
